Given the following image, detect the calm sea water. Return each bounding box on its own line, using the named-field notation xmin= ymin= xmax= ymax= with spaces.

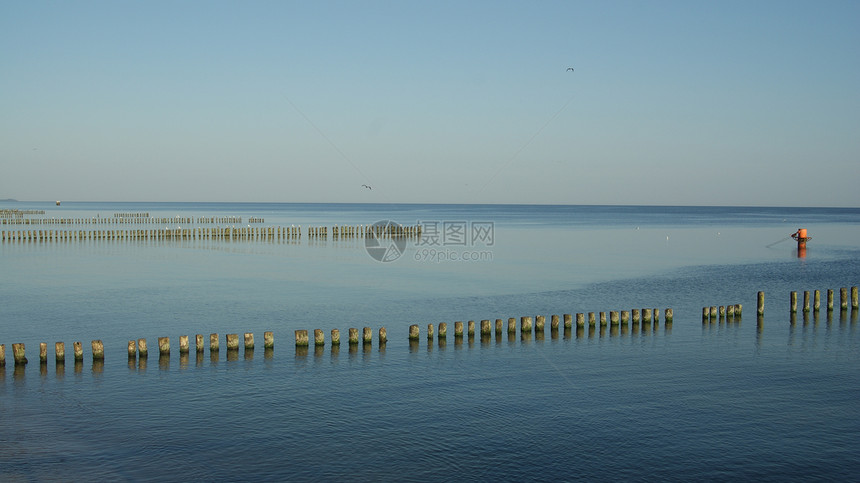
xmin=1 ymin=202 xmax=859 ymax=481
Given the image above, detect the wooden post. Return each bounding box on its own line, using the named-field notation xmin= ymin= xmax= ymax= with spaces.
xmin=179 ymin=335 xmax=190 ymax=354
xmin=13 ymin=343 xmax=27 ymax=365
xmin=314 ymin=329 xmax=325 ymax=346
xmin=719 ymin=306 xmax=726 ymax=318
xmin=264 ymin=331 xmax=274 ymax=349
xmin=331 ymin=329 xmax=340 ymax=346
xmin=409 ymin=324 xmax=420 ymax=340
xmin=599 ymin=312 xmax=607 ymax=326
xmin=454 ymin=321 xmax=464 ymax=337
xmin=813 ymin=290 xmax=821 ymax=312
xmin=57 ymin=342 xmax=67 ymax=363
xmin=481 ymin=319 xmax=492 ymax=335
xmin=588 ymin=313 xmax=596 ymax=327
xmin=127 ymin=340 xmax=136 ymax=358
xmin=507 ymin=318 xmax=516 ymax=334
xmin=196 ymin=334 xmax=205 ymax=353
xmin=244 ymin=333 xmax=255 ymax=350
xmin=209 ymin=333 xmax=220 ymax=352
xmin=295 ymin=330 xmax=309 ymax=347
xmin=631 ymin=309 xmax=640 ymax=324
xmin=40 ymin=342 xmax=48 ymax=363
xmin=92 ymin=340 xmax=104 ymax=360
xmin=852 ymin=286 xmax=859 ymax=310
xmin=0 ymin=344 xmax=5 ymax=366
xmin=378 ymin=327 xmax=387 ymax=344
xmin=642 ymin=308 xmax=652 ymax=323
xmin=438 ymin=322 xmax=448 ymax=338
xmin=803 ymin=291 xmax=810 ymax=313
xmin=535 ymin=315 xmax=545 ymax=331
xmin=137 ymin=339 xmax=148 ymax=357
xmin=550 ymin=315 xmax=559 ymax=330
xmin=790 ymin=291 xmax=797 ymax=313
xmin=362 ymin=327 xmax=372 ymax=344
xmin=621 ymin=311 xmax=630 ymax=324
xmin=74 ymin=341 xmax=84 ymax=361
xmin=575 ymin=313 xmax=585 ymax=328
xmin=840 ymin=287 xmax=848 ymax=310
xmin=609 ymin=311 xmax=619 ymax=326
xmin=467 ymin=320 xmax=476 ymax=336
xmin=158 ymin=337 xmax=170 ymax=356
xmin=757 ymin=291 xmax=765 ymax=315
xmin=665 ymin=308 xmax=674 ymax=323
xmin=827 ymin=289 xmax=834 ymax=311
xmin=226 ymin=334 xmax=239 ymax=350
xmin=520 ymin=316 xmax=533 ymax=334
xmin=563 ymin=314 xmax=572 ymax=329
xmin=348 ymin=328 xmax=359 ymax=344
xmin=710 ymin=306 xmax=717 ymax=319
xmin=427 ymin=323 xmax=434 ymax=340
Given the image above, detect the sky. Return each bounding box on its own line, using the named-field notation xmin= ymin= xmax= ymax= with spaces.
xmin=1 ymin=1 xmax=858 ymax=206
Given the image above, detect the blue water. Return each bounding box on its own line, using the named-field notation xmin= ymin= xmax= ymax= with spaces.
xmin=1 ymin=202 xmax=859 ymax=481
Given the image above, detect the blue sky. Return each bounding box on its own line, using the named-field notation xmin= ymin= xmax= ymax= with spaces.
xmin=2 ymin=1 xmax=858 ymax=206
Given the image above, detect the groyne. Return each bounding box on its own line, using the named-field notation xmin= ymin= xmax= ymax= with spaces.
xmin=1 ymin=223 xmax=422 ymax=242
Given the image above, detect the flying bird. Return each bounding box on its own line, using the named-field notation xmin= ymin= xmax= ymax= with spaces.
xmin=362 ymin=184 xmax=372 ymax=190
xmin=566 ymin=67 xmax=574 ymax=71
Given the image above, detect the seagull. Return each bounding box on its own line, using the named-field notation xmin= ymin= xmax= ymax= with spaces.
xmin=566 ymin=67 xmax=574 ymax=71
xmin=362 ymin=184 xmax=372 ymax=190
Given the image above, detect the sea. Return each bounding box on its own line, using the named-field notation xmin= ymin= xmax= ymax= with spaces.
xmin=1 ymin=201 xmax=858 ymax=482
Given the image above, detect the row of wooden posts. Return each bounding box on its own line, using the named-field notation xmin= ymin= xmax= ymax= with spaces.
xmin=0 ymin=332 xmax=276 ymax=366
xmin=0 ymin=209 xmax=45 ymax=217
xmin=407 ymin=309 xmax=674 ymax=341
xmin=755 ymin=287 xmax=859 ymax=316
xmin=0 ymin=216 xmax=246 ymax=225
xmin=1 ymin=224 xmax=423 ymax=242
xmin=702 ymin=304 xmax=743 ymax=320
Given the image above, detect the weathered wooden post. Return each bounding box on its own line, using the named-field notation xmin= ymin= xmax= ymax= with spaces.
xmin=362 ymin=327 xmax=372 ymax=344
xmin=226 ymin=334 xmax=240 ymax=350
xmin=642 ymin=308 xmax=652 ymax=323
xmin=507 ymin=318 xmax=516 ymax=334
xmin=348 ymin=328 xmax=359 ymax=344
xmin=495 ymin=319 xmax=503 ymax=334
xmin=665 ymin=308 xmax=674 ymax=323
xmin=587 ymin=313 xmax=596 ymax=327
xmin=209 ymin=333 xmax=220 ymax=352
xmin=127 ymin=340 xmax=136 ymax=358
xmin=0 ymin=344 xmax=5 ymax=366
xmin=621 ymin=311 xmax=629 ymax=324
xmin=610 ymin=311 xmax=619 ymax=326
xmin=563 ymin=314 xmax=572 ymax=329
xmin=840 ymin=287 xmax=848 ymax=310
xmin=378 ymin=327 xmax=387 ymax=344
xmin=576 ymin=313 xmax=585 ymax=328
xmin=827 ymin=289 xmax=834 ymax=311
xmin=196 ymin=334 xmax=205 ymax=353
xmin=727 ymin=305 xmax=735 ymax=318
xmin=92 ymin=340 xmax=104 ymax=361
xmin=521 ymin=316 xmax=533 ymax=334
xmin=330 ymin=329 xmax=340 ymax=346
xmin=852 ymin=286 xmax=859 ymax=310
xmin=314 ymin=329 xmax=325 ymax=346
xmin=40 ymin=342 xmax=48 ymax=363
xmin=264 ymin=331 xmax=274 ymax=349
xmin=813 ymin=290 xmax=821 ymax=312
xmin=427 ymin=323 xmax=434 ymax=340
xmin=757 ymin=291 xmax=765 ymax=316
xmin=244 ymin=333 xmax=254 ymax=350
xmin=790 ymin=291 xmax=797 ymax=313
xmin=551 ymin=315 xmax=559 ymax=330
xmin=409 ymin=324 xmax=420 ymax=340
xmin=481 ymin=319 xmax=492 ymax=336
xmin=467 ymin=320 xmax=476 ymax=336
xmin=438 ymin=322 xmax=448 ymax=338
xmin=179 ymin=335 xmax=190 ymax=354
xmin=535 ymin=315 xmax=545 ymax=331
xmin=599 ymin=312 xmax=607 ymax=326
xmin=57 ymin=342 xmax=67 ymax=363
xmin=13 ymin=343 xmax=27 ymax=365
xmin=295 ymin=330 xmax=309 ymax=347
xmin=74 ymin=341 xmax=84 ymax=361
xmin=158 ymin=337 xmax=170 ymax=356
